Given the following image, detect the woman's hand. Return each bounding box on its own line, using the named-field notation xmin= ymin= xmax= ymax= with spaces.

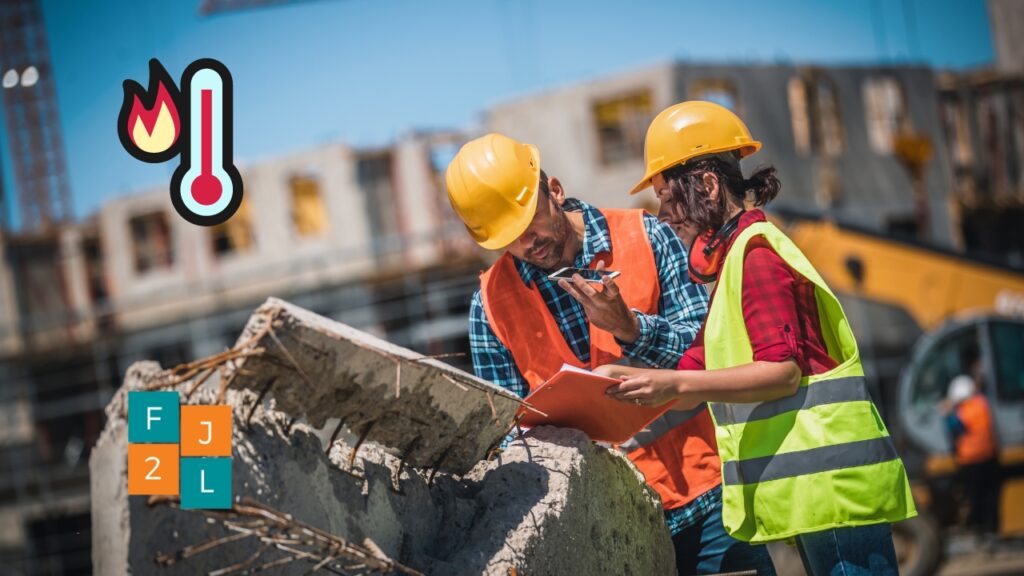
xmin=592 ymin=364 xmax=646 ymax=380
xmin=605 ymin=370 xmax=687 ymax=408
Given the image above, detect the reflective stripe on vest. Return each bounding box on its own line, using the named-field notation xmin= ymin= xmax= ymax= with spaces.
xmin=704 ymin=220 xmax=916 ymax=543
xmin=618 ymin=403 xmax=708 ymax=452
xmin=479 ymin=208 xmax=722 ymax=510
xmin=708 ymin=375 xmax=871 ymax=426
xmin=722 ymin=436 xmax=899 ymax=485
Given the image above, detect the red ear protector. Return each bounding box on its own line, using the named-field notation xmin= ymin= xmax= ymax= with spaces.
xmin=688 ymin=210 xmax=745 ymax=284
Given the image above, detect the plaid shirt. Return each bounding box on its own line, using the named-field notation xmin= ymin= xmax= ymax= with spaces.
xmin=469 ymin=198 xmax=708 ymax=398
xmin=665 ymin=484 xmax=721 ymax=536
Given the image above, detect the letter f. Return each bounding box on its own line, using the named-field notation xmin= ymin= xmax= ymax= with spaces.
xmin=147 ymin=406 xmax=162 ymax=430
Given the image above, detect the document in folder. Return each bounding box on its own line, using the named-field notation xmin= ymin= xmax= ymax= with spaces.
xmin=518 ymin=364 xmax=673 ymax=444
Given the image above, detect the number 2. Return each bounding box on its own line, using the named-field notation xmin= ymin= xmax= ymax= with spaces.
xmin=145 ymin=456 xmax=161 ymax=481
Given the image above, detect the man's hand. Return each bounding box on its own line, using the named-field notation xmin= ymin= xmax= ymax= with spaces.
xmin=558 ymin=260 xmax=641 ymax=343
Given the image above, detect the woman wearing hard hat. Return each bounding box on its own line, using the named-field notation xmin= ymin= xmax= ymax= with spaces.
xmin=598 ymin=101 xmax=917 ymax=575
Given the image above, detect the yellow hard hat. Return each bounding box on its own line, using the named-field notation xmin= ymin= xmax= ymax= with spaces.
xmin=629 ymin=101 xmax=762 ymax=195
xmin=446 ymin=133 xmax=541 ymax=250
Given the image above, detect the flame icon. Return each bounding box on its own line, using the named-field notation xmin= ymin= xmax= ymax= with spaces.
xmin=118 ymin=59 xmax=182 ymax=163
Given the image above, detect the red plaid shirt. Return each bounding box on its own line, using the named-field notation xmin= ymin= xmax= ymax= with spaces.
xmin=678 ymin=210 xmax=837 ymax=375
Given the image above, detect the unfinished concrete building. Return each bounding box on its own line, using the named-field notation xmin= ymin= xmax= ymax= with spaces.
xmin=938 ymin=70 xmax=1024 ymax=265
xmin=932 ymin=0 xmax=1024 ymax=266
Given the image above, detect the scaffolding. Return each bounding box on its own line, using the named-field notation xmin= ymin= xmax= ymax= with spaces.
xmin=0 ymin=0 xmax=72 ymax=232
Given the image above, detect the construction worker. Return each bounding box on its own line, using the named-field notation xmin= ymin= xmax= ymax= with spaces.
xmin=941 ymin=348 xmax=1000 ymax=534
xmin=447 ymin=133 xmax=776 ymax=575
xmin=600 ymin=101 xmax=917 ymax=576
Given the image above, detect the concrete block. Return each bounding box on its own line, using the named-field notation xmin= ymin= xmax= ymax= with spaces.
xmin=226 ymin=297 xmax=522 ymax=474
xmin=90 ymin=360 xmax=675 ymax=575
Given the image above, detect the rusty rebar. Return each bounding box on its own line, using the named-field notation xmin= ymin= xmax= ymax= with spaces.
xmin=149 ymin=496 xmax=424 ymax=576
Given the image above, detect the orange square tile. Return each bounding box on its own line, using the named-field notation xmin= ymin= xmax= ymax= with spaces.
xmin=181 ymin=405 xmax=232 ymax=457
xmin=128 ymin=443 xmax=179 ymax=495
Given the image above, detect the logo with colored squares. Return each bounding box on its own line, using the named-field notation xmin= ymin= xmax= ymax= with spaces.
xmin=127 ymin=391 xmax=233 ymax=509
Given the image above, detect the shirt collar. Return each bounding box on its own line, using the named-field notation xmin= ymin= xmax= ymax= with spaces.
xmin=715 ymin=209 xmax=768 ymax=280
xmin=513 ymin=198 xmax=611 ymax=285
xmin=728 ymin=209 xmax=767 ymax=248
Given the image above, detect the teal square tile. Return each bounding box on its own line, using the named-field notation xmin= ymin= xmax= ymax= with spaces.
xmin=128 ymin=391 xmax=180 ymax=443
xmin=181 ymin=457 xmax=232 ymax=510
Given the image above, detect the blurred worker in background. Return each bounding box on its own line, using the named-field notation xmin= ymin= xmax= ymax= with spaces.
xmin=446 ymin=133 xmax=775 ymax=575
xmin=600 ymin=101 xmax=917 ymax=576
xmin=941 ymin=346 xmax=1001 ymax=535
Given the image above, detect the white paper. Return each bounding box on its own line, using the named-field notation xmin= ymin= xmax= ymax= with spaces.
xmin=558 ymin=363 xmax=593 ymax=376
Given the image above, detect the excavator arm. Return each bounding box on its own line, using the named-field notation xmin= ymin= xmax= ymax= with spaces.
xmin=775 ymin=212 xmax=1024 ymax=331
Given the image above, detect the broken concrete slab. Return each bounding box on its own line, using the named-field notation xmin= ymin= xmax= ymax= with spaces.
xmin=225 ymin=297 xmax=523 ymax=474
xmin=439 ymin=426 xmax=676 ymax=575
xmin=91 ymin=359 xmax=675 ymax=575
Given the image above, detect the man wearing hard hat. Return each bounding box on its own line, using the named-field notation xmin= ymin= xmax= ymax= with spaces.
xmin=446 ymin=133 xmax=775 ymax=574
xmin=941 ymin=346 xmax=1000 ymax=535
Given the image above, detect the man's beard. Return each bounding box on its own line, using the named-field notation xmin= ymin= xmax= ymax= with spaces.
xmin=524 ymin=211 xmax=569 ymax=271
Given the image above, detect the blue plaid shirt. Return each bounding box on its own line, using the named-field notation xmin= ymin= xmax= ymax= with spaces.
xmin=665 ymin=484 xmax=721 ymax=536
xmin=469 ymin=199 xmax=714 ymax=532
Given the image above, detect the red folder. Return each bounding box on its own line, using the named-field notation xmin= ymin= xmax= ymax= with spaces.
xmin=518 ymin=367 xmax=673 ymax=444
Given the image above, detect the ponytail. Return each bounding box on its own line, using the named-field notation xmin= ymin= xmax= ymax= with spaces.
xmin=742 ymin=165 xmax=780 ymax=207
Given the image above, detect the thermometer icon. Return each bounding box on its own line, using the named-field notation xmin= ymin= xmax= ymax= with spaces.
xmin=170 ymin=59 xmax=243 ymax=226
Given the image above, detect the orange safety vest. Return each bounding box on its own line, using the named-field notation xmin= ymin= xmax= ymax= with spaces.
xmin=480 ymin=208 xmax=721 ymax=511
xmin=955 ymin=395 xmax=997 ymax=466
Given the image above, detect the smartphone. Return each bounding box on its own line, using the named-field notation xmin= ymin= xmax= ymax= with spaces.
xmin=548 ymin=267 xmax=621 ymax=283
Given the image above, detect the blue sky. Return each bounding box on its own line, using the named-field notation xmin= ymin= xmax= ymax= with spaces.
xmin=0 ymin=0 xmax=995 ymax=223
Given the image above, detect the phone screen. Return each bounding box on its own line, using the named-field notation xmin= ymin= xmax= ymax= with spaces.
xmin=547 ymin=267 xmax=621 ymax=282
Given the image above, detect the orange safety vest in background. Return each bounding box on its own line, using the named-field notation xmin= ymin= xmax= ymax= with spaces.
xmin=480 ymin=208 xmax=721 ymax=511
xmin=955 ymin=395 xmax=997 ymax=465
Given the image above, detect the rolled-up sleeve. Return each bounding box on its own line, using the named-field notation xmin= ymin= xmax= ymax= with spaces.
xmin=740 ymin=241 xmax=803 ymax=365
xmin=676 ymin=328 xmax=706 ymax=370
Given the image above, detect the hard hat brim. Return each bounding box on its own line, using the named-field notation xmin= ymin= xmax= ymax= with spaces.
xmin=628 ymin=141 xmax=762 ymax=195
xmin=473 ymin=144 xmax=542 ymax=250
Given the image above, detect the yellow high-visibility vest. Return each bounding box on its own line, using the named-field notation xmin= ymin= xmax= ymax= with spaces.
xmin=704 ymin=221 xmax=917 ymax=543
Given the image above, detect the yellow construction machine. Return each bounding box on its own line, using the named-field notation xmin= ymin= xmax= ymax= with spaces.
xmin=774 ymin=209 xmax=1024 ymax=575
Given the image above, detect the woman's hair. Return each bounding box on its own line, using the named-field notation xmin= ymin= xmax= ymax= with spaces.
xmin=661 ymin=152 xmax=780 ymax=232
